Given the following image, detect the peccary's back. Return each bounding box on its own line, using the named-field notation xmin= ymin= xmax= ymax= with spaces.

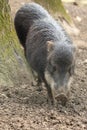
xmin=14 ymin=3 xmax=50 ymax=48
xmin=26 ymin=18 xmax=73 ymax=74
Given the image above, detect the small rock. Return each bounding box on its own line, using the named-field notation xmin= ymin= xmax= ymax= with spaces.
xmin=21 ymin=2 xmax=25 ymax=5
xmin=76 ymin=16 xmax=82 ymax=22
xmin=83 ymin=59 xmax=87 ymax=64
xmin=66 ymin=119 xmax=70 ymax=125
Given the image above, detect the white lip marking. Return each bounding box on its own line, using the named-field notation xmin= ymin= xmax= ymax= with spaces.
xmin=45 ymin=71 xmax=55 ymax=89
xmin=45 ymin=70 xmax=55 ymax=100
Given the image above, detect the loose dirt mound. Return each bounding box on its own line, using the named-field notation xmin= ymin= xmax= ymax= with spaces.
xmin=0 ymin=1 xmax=87 ymax=130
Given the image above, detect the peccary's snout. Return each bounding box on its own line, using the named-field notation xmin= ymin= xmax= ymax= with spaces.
xmin=45 ymin=68 xmax=72 ymax=93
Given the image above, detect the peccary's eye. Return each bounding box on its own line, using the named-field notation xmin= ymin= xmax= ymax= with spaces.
xmin=53 ymin=66 xmax=56 ymax=72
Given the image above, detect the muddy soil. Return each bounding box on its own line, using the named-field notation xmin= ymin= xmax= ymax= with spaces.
xmin=0 ymin=1 xmax=87 ymax=130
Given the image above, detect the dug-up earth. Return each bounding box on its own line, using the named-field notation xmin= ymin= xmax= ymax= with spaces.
xmin=0 ymin=1 xmax=87 ymax=130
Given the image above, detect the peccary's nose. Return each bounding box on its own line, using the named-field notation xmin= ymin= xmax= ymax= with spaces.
xmin=58 ymin=73 xmax=66 ymax=86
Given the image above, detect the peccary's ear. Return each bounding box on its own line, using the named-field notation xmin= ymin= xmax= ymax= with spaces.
xmin=47 ymin=41 xmax=54 ymax=52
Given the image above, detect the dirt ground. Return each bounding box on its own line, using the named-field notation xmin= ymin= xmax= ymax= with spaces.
xmin=0 ymin=1 xmax=87 ymax=130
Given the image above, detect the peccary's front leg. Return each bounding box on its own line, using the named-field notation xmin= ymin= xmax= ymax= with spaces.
xmin=36 ymin=75 xmax=43 ymax=91
xmin=41 ymin=74 xmax=55 ymax=105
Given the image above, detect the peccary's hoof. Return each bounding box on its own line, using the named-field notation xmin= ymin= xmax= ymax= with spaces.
xmin=36 ymin=86 xmax=43 ymax=92
xmin=55 ymin=93 xmax=68 ymax=106
xmin=47 ymin=98 xmax=56 ymax=107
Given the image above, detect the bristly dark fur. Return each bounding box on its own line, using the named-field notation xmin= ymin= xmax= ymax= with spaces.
xmin=26 ymin=18 xmax=74 ymax=75
xmin=14 ymin=2 xmax=50 ymax=49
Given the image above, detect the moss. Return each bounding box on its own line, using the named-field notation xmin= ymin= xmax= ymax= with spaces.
xmin=0 ymin=0 xmax=33 ymax=86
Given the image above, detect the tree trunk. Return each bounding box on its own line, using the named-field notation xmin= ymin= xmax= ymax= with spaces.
xmin=0 ymin=0 xmax=33 ymax=86
xmin=34 ymin=0 xmax=73 ymax=24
